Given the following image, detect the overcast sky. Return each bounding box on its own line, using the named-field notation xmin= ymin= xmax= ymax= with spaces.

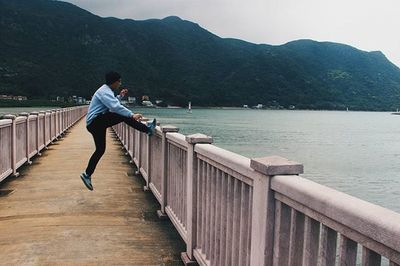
xmin=63 ymin=0 xmax=400 ymax=67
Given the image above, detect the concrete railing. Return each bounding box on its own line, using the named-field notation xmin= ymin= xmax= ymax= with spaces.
xmin=0 ymin=106 xmax=88 ymax=182
xmin=112 ymin=122 xmax=400 ymax=266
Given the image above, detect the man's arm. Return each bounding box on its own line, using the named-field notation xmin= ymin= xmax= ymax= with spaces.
xmin=99 ymin=89 xmax=133 ymax=118
xmin=117 ymin=88 xmax=128 ymax=102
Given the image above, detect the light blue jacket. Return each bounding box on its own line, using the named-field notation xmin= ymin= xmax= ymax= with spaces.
xmin=86 ymin=84 xmax=133 ymax=126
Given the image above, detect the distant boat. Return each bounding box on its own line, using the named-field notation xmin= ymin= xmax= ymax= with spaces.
xmin=391 ymin=109 xmax=400 ymax=115
xmin=187 ymin=101 xmax=192 ymax=113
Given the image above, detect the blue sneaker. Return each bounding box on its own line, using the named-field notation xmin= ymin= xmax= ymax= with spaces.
xmin=147 ymin=119 xmax=156 ymax=136
xmin=80 ymin=172 xmax=93 ymax=191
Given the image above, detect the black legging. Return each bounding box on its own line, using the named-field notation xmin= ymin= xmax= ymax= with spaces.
xmin=85 ymin=112 xmax=149 ymax=176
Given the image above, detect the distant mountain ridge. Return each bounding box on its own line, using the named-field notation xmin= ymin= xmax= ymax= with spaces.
xmin=1 ymin=0 xmax=400 ymax=110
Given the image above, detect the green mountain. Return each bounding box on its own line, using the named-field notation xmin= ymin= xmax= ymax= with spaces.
xmin=1 ymin=0 xmax=400 ymax=110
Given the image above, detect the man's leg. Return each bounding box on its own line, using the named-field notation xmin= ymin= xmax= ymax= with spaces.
xmin=102 ymin=112 xmax=150 ymax=133
xmin=85 ymin=126 xmax=107 ymax=176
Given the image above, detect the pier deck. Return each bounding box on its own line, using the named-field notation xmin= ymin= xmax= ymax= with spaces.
xmin=0 ymin=118 xmax=184 ymax=265
xmin=1 ymin=107 xmax=400 ymax=265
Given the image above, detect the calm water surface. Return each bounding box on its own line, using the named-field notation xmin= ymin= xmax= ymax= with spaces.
xmin=1 ymin=107 xmax=399 ymax=213
xmin=136 ymin=108 xmax=400 ymax=213
xmin=0 ymin=107 xmax=58 ymax=116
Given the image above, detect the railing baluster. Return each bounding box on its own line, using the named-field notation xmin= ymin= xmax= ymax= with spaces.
xmin=225 ymin=174 xmax=233 ymax=265
xmin=182 ymin=147 xmax=187 ymax=227
xmin=205 ymin=163 xmax=211 ymax=259
xmin=201 ymin=160 xmax=207 ymax=255
xmin=210 ymin=166 xmax=216 ymax=264
xmin=174 ymin=144 xmax=177 ymax=213
xmin=303 ymin=216 xmax=320 ymax=266
xmin=144 ymin=127 xmax=152 ymax=189
xmin=214 ymin=168 xmax=222 ymax=266
xmin=231 ymin=178 xmax=241 ymax=266
xmin=246 ymin=187 xmax=252 ymax=266
xmin=319 ymin=224 xmax=337 ymax=266
xmin=219 ymin=171 xmax=228 ymax=266
xmin=339 ymin=235 xmax=358 ymax=266
xmin=239 ymin=181 xmax=249 ymax=266
xmin=272 ymin=200 xmax=291 ymax=266
xmin=197 ymin=160 xmax=203 ymax=249
xmin=288 ymin=209 xmax=305 ymax=266
xmin=174 ymin=147 xmax=183 ymax=222
xmin=362 ymin=247 xmax=381 ymax=266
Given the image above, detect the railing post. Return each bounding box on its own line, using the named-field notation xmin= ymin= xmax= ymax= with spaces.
xmin=47 ymin=110 xmax=51 ymax=142
xmin=157 ymin=125 xmax=179 ymax=218
xmin=181 ymin=134 xmax=213 ymax=265
xmin=134 ymin=126 xmax=141 ymax=174
xmin=143 ymin=121 xmax=150 ymax=191
xmin=55 ymin=109 xmax=61 ymax=138
xmin=249 ymin=156 xmax=303 ymax=266
xmin=19 ymin=112 xmax=32 ymax=165
xmin=121 ymin=123 xmax=126 ymax=148
xmin=48 ymin=110 xmax=54 ymax=143
xmin=133 ymin=119 xmax=150 ymax=171
xmin=40 ymin=111 xmax=48 ymax=149
xmin=143 ymin=119 xmax=159 ymax=191
xmin=61 ymin=109 xmax=64 ymax=133
xmin=126 ymin=125 xmax=131 ymax=156
xmin=66 ymin=108 xmax=69 ymax=129
xmin=52 ymin=110 xmax=56 ymax=140
xmin=4 ymin=114 xmax=19 ymax=177
xmin=30 ymin=112 xmax=41 ymax=156
xmin=62 ymin=108 xmax=66 ymax=134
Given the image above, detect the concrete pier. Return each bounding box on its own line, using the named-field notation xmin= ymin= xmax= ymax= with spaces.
xmin=1 ymin=106 xmax=400 ymax=266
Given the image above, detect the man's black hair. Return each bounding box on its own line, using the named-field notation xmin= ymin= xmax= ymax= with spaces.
xmin=105 ymin=71 xmax=121 ymax=85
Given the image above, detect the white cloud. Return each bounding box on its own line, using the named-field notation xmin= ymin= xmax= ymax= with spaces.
xmin=64 ymin=0 xmax=400 ymax=67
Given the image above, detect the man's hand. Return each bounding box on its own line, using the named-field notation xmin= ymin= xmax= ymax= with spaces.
xmin=132 ymin=113 xmax=143 ymax=121
xmin=119 ymin=88 xmax=128 ymax=98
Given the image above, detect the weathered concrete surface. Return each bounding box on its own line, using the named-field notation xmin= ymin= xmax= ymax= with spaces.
xmin=0 ymin=118 xmax=185 ymax=265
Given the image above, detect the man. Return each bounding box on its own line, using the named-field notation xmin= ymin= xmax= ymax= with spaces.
xmin=80 ymin=71 xmax=156 ymax=191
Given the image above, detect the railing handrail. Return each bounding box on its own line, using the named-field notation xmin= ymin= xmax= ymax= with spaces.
xmin=272 ymin=174 xmax=400 ymax=252
xmin=0 ymin=119 xmax=12 ymax=126
xmin=15 ymin=116 xmax=26 ymax=123
xmin=166 ymin=132 xmax=189 ymax=150
xmin=195 ymin=143 xmax=263 ymax=184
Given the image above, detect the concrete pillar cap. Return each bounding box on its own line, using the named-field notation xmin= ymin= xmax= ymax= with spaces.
xmin=161 ymin=125 xmax=179 ymax=133
xmin=186 ymin=133 xmax=213 ymax=144
xmin=250 ymin=156 xmax=303 ymax=176
xmin=3 ymin=114 xmax=16 ymax=120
